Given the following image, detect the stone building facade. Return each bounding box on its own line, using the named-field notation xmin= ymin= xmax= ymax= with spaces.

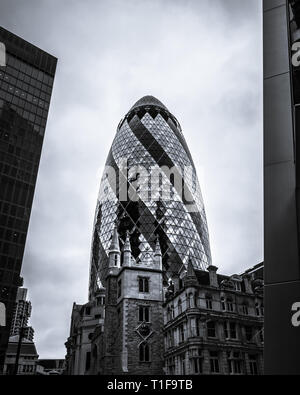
xmin=163 ymin=262 xmax=264 ymax=375
xmin=65 ymin=225 xmax=264 ymax=376
xmin=90 ymin=227 xmax=165 ymax=375
xmin=3 ymin=335 xmax=38 ymax=375
xmin=64 ymin=286 xmax=105 ymax=375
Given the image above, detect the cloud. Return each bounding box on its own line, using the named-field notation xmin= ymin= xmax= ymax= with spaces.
xmin=0 ymin=0 xmax=262 ymax=358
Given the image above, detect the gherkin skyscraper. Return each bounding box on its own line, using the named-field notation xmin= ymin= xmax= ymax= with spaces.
xmin=89 ymin=96 xmax=211 ymax=297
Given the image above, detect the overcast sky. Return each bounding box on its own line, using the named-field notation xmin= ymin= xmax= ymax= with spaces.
xmin=0 ymin=0 xmax=263 ymax=358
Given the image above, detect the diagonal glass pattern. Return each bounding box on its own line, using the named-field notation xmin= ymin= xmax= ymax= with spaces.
xmin=89 ymin=96 xmax=211 ymax=298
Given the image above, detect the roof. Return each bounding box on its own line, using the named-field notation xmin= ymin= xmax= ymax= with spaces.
xmin=129 ymin=95 xmax=169 ymax=112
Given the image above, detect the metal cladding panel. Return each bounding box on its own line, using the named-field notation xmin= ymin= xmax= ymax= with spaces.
xmin=264 ymin=73 xmax=294 ymax=165
xmin=264 ymin=281 xmax=300 ymax=374
xmin=264 ymin=0 xmax=300 ymax=374
xmin=264 ymin=2 xmax=290 ymax=78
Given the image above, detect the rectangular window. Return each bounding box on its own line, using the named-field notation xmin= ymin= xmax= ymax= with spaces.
xmin=85 ymin=351 xmax=91 ymax=371
xmin=224 ymin=322 xmax=237 ymax=339
xmin=209 ymin=352 xmax=220 ymax=373
xmin=228 ymin=357 xmax=243 ymax=374
xmin=242 ymin=304 xmax=248 ymax=315
xmin=207 ymin=321 xmax=216 ymax=338
xmin=245 ymin=326 xmax=253 ymax=342
xmin=138 ymin=306 xmax=150 ymax=322
xmin=139 ymin=277 xmax=149 ymax=293
xmin=118 ymin=279 xmax=122 ymax=298
xmin=206 ymin=295 xmax=212 ymax=310
xmin=179 ymin=324 xmax=185 ymax=343
xmin=226 ymin=299 xmax=234 ymax=312
xmin=191 ymin=356 xmax=202 ymax=374
xmin=249 ymin=355 xmax=258 ymax=375
xmin=168 ymin=357 xmax=175 ymax=375
xmin=180 ymin=354 xmax=186 ymax=374
xmin=229 ymin=322 xmax=237 ymax=339
xmin=139 ymin=343 xmax=150 ymax=362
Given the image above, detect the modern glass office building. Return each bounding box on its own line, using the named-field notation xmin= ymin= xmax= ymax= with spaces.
xmin=89 ymin=95 xmax=211 ymax=297
xmin=0 ymin=26 xmax=57 ymax=369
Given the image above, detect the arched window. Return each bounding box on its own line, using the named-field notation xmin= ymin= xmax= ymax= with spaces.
xmin=178 ymin=299 xmax=182 ymax=315
xmin=139 ymin=342 xmax=150 ymax=362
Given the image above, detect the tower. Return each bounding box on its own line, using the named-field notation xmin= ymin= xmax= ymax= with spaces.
xmin=0 ymin=26 xmax=57 ymax=369
xmin=98 ymin=231 xmax=164 ymax=375
xmin=89 ymin=95 xmax=211 ymax=299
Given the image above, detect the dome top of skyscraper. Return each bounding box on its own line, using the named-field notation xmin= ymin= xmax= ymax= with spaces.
xmin=129 ymin=95 xmax=168 ymax=112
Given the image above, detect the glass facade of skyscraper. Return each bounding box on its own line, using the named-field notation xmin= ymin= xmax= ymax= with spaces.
xmin=89 ymin=96 xmax=211 ymax=297
xmin=0 ymin=26 xmax=57 ymax=369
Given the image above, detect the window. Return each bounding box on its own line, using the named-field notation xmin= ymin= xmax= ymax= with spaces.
xmin=139 ymin=342 xmax=150 ymax=362
xmin=206 ymin=294 xmax=212 ymax=310
xmin=85 ymin=351 xmax=91 ymax=371
xmin=179 ymin=324 xmax=185 ymax=342
xmin=97 ymin=296 xmax=105 ymax=306
xmin=255 ymin=303 xmax=260 ymax=316
xmin=209 ymin=351 xmax=219 ymax=373
xmin=226 ymin=298 xmax=234 ymax=312
xmin=179 ymin=278 xmax=183 ymax=289
xmin=248 ymin=355 xmax=258 ymax=375
xmin=224 ymin=322 xmax=237 ymax=339
xmin=258 ymin=328 xmax=264 ymax=343
xmin=207 ymin=321 xmax=216 ymax=338
xmin=139 ymin=277 xmax=149 ymax=293
xmin=167 ymin=357 xmax=176 ymax=375
xmin=190 ymin=348 xmax=203 ymax=374
xmin=139 ymin=306 xmax=150 ymax=322
xmin=228 ymin=352 xmax=243 ymax=374
xmin=167 ymin=307 xmax=172 ymax=321
xmin=167 ymin=330 xmax=174 ymax=348
xmin=242 ymin=303 xmax=248 ymax=315
xmin=220 ymin=297 xmax=226 ymax=310
xmin=171 ymin=305 xmax=174 ymax=319
xmin=245 ymin=326 xmax=253 ymax=342
xmin=117 ymin=279 xmax=122 ymax=298
xmin=85 ymin=306 xmax=91 ymax=315
xmin=235 ymin=281 xmax=241 ymax=292
xmin=180 ymin=354 xmax=186 ymax=374
xmin=114 ymin=254 xmax=118 ymax=266
xmin=178 ymin=299 xmax=182 ymax=315
xmin=196 ymin=318 xmax=201 ymax=337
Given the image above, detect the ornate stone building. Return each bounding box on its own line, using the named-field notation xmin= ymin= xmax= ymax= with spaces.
xmin=65 ymin=226 xmax=263 ymax=375
xmin=89 ymin=226 xmax=164 ymax=375
xmin=163 ymin=262 xmax=264 ymax=375
xmin=64 ymin=286 xmax=105 ymax=375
